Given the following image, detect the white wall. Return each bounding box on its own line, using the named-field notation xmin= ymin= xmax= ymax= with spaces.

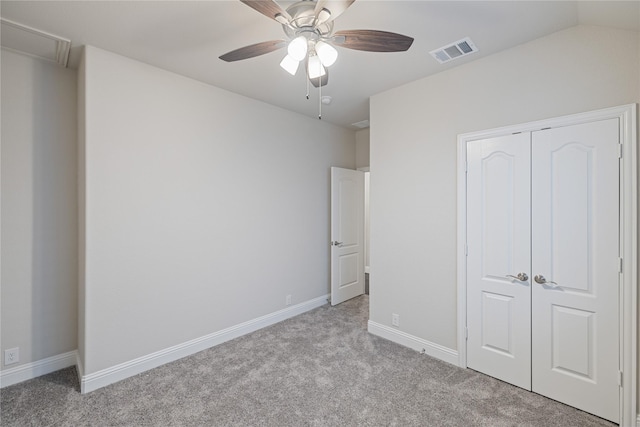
xmin=1 ymin=49 xmax=78 ymax=369
xmin=80 ymin=46 xmax=355 ymax=376
xmin=355 ymin=129 xmax=371 ymax=273
xmin=77 ymin=50 xmax=87 ymax=372
xmin=355 ymin=128 xmax=370 ymax=169
xmin=369 ymin=25 xmax=639 ymax=351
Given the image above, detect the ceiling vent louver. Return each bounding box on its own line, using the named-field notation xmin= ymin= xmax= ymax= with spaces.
xmin=430 ymin=37 xmax=478 ymax=64
xmin=352 ymin=120 xmax=370 ymax=129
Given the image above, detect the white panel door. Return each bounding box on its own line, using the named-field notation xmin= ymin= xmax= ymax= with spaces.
xmin=531 ymin=119 xmax=620 ymax=423
xmin=330 ymin=167 xmax=364 ymax=306
xmin=466 ymin=133 xmax=532 ymax=389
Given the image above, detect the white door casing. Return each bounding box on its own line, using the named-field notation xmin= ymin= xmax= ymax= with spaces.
xmin=466 ymin=133 xmax=532 ymax=389
xmin=531 ymin=119 xmax=620 ymax=422
xmin=330 ymin=167 xmax=364 ymax=306
xmin=458 ymin=105 xmax=636 ymax=425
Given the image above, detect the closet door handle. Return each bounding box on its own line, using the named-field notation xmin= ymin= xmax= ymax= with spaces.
xmin=534 ymin=275 xmax=558 ymax=288
xmin=506 ymin=273 xmax=528 ymax=282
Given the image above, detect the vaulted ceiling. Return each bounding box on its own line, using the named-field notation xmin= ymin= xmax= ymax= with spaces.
xmin=1 ymin=1 xmax=638 ymax=129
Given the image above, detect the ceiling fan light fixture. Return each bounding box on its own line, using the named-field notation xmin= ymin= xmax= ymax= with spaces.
xmin=280 ymin=54 xmax=299 ymax=75
xmin=308 ymin=54 xmax=326 ymax=79
xmin=316 ymin=40 xmax=338 ymax=67
xmin=288 ymin=35 xmax=308 ymax=61
xmin=317 ymin=8 xmax=331 ymax=25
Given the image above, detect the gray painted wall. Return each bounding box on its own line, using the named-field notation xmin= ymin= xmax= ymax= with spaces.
xmin=355 ymin=129 xmax=370 ymax=169
xmin=1 ymin=49 xmax=78 ymax=368
xmin=79 ymin=46 xmax=356 ymax=375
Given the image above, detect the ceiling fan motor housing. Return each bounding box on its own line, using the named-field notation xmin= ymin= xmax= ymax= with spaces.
xmin=282 ymin=1 xmax=334 ymax=40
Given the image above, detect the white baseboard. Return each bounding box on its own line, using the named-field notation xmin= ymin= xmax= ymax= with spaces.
xmin=368 ymin=320 xmax=458 ymax=366
xmin=81 ymin=294 xmax=329 ymax=394
xmin=0 ymin=350 xmax=77 ymax=388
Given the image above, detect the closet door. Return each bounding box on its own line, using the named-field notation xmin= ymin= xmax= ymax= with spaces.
xmin=466 ymin=133 xmax=531 ymax=389
xmin=531 ymin=119 xmax=620 ymax=423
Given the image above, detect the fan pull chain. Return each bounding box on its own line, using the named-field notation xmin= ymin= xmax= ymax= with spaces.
xmin=306 ymin=77 xmax=310 ymax=100
xmin=318 ymin=77 xmax=322 ymax=120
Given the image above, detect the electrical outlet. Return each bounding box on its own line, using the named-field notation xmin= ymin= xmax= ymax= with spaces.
xmin=4 ymin=347 xmax=19 ymax=365
xmin=286 ymin=295 xmax=292 ymax=306
xmin=392 ymin=314 xmax=400 ymax=327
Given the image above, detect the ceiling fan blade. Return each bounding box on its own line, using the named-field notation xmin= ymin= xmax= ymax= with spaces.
xmin=219 ymin=40 xmax=286 ymax=62
xmin=314 ymin=0 xmax=355 ymax=24
xmin=333 ymin=30 xmax=414 ymax=52
xmin=240 ymin=0 xmax=291 ymax=23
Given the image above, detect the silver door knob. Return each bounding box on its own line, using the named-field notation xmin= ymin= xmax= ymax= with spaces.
xmin=331 ymin=241 xmax=344 ymax=247
xmin=506 ymin=273 xmax=528 ymax=282
xmin=534 ymin=275 xmax=558 ymax=287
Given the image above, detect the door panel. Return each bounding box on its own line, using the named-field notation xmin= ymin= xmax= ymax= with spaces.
xmin=480 ymin=292 xmax=515 ymax=356
xmin=551 ymin=305 xmax=594 ymax=380
xmin=531 ymin=119 xmax=620 ymax=423
xmin=466 ymin=133 xmax=531 ymax=389
xmin=330 ymin=167 xmax=364 ymax=306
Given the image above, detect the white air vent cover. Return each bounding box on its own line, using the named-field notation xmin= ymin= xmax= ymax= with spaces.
xmin=351 ymin=120 xmax=370 ymax=129
xmin=430 ymin=37 xmax=478 ymax=64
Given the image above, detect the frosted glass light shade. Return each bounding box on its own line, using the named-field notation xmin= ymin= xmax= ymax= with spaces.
xmin=317 ymin=8 xmax=331 ymax=24
xmin=308 ymin=55 xmax=326 ymax=79
xmin=280 ymin=55 xmax=299 ymax=75
xmin=316 ymin=41 xmax=338 ymax=67
xmin=288 ymin=36 xmax=308 ymax=61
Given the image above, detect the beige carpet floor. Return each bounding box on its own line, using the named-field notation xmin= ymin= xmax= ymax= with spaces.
xmin=1 ymin=295 xmax=614 ymax=426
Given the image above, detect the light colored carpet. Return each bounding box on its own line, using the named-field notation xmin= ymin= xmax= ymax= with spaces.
xmin=1 ymin=295 xmax=613 ymax=426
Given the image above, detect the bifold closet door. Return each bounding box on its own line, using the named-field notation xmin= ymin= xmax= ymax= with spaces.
xmin=530 ymin=119 xmax=620 ymax=423
xmin=466 ymin=132 xmax=532 ymax=390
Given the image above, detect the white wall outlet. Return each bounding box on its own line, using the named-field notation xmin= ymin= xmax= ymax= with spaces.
xmin=4 ymin=347 xmax=19 ymax=365
xmin=392 ymin=314 xmax=400 ymax=327
xmin=286 ymin=295 xmax=292 ymax=306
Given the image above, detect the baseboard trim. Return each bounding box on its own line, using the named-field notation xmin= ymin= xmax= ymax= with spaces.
xmin=636 ymin=413 xmax=640 ymax=427
xmin=0 ymin=350 xmax=77 ymax=388
xmin=368 ymin=320 xmax=458 ymax=366
xmin=81 ymin=294 xmax=329 ymax=393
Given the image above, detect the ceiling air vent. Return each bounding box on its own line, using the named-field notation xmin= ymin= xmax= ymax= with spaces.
xmin=430 ymin=37 xmax=478 ymax=64
xmin=352 ymin=120 xmax=370 ymax=129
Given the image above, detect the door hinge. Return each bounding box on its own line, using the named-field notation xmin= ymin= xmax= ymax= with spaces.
xmin=465 ymin=327 xmax=469 ymax=340
xmin=619 ymin=257 xmax=623 ymax=274
xmin=618 ymin=143 xmax=623 ymax=159
xmin=618 ymin=371 xmax=623 ymax=387
xmin=465 ymin=244 xmax=468 ymax=256
xmin=465 ymin=161 xmax=468 ymax=173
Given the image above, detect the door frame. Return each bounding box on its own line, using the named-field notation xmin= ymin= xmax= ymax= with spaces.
xmin=357 ymin=167 xmax=370 ymax=274
xmin=456 ymin=104 xmax=637 ymax=425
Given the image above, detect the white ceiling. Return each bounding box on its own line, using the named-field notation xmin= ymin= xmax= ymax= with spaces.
xmin=1 ymin=1 xmax=638 ymax=129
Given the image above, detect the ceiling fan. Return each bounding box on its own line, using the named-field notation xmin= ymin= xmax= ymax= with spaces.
xmin=219 ymin=0 xmax=414 ymax=90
